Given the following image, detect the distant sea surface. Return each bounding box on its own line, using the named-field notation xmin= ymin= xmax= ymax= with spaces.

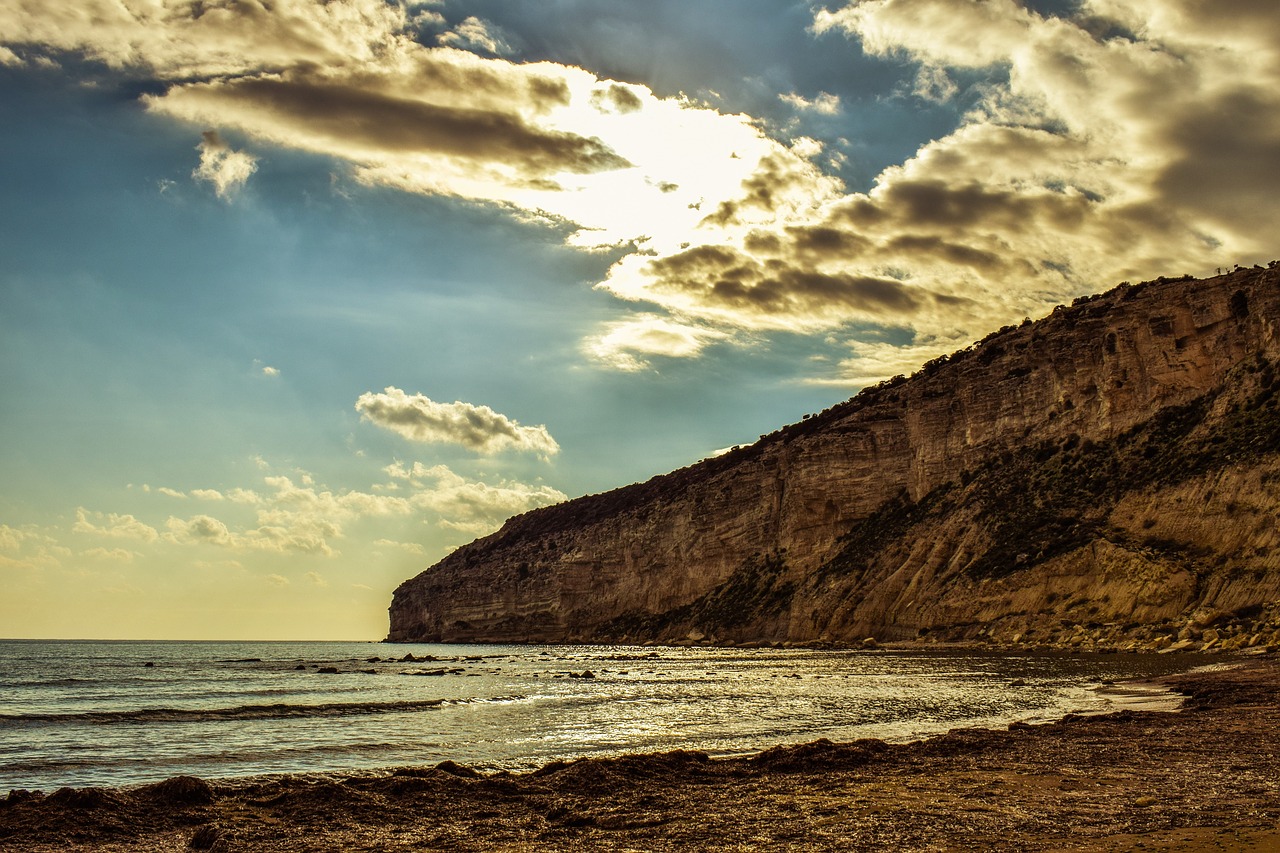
xmin=0 ymin=640 xmax=1209 ymax=790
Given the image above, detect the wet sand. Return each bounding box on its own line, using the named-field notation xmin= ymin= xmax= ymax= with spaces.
xmin=4 ymin=655 xmax=1279 ymax=852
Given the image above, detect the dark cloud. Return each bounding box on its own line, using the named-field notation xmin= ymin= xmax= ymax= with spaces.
xmin=883 ymin=234 xmax=1004 ymax=271
xmin=783 ymin=225 xmax=872 ymax=260
xmin=591 ymin=82 xmax=643 ymax=114
xmin=699 ymin=152 xmax=830 ymax=227
xmin=838 ymin=180 xmax=1092 ymax=234
xmin=644 ymin=244 xmax=923 ymax=321
xmin=176 ymin=75 xmax=630 ymax=176
xmin=402 ymin=60 xmax=572 ymax=114
xmin=1155 ymin=86 xmax=1280 ymax=234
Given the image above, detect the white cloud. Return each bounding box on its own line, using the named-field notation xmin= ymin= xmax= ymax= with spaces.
xmin=411 ymin=8 xmax=447 ymax=29
xmin=406 ymin=467 xmax=567 ymax=525
xmin=0 ymin=0 xmax=410 ymax=78
xmin=157 ymin=487 xmax=186 ymax=499
xmin=0 ymin=524 xmax=26 ymax=553
xmin=193 ymin=130 xmax=257 ymax=198
xmin=155 ymin=462 xmax=563 ymax=557
xmin=438 ymin=16 xmax=512 ymax=56
xmin=374 ymin=538 xmax=426 ymax=555
xmin=437 ymin=518 xmax=501 ymax=536
xmin=81 ymin=546 xmax=138 ymax=562
xmin=780 ymin=91 xmax=842 ymax=115
xmin=165 ymin=514 xmax=235 ymax=548
xmin=0 ymin=45 xmax=22 ymax=66
xmin=911 ymin=65 xmax=957 ymax=103
xmin=384 ymin=461 xmax=567 ymax=523
xmin=73 ymin=508 xmax=160 ymax=543
xmin=356 ymin=387 xmax=559 ymax=456
xmin=0 ymin=524 xmax=70 ymax=572
xmin=266 ymin=573 xmax=290 ymax=587
xmin=261 ymin=365 xmax=280 ymax=377
xmin=305 ymin=570 xmax=328 ymax=587
xmin=584 ymin=315 xmax=730 ymax=372
xmin=810 ymin=334 xmax=972 ymax=387
xmin=190 ymin=489 xmax=226 ymax=501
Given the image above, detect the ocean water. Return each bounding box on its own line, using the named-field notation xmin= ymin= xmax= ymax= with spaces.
xmin=0 ymin=640 xmax=1206 ymax=791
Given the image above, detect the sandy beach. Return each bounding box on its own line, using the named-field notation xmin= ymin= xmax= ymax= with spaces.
xmin=3 ymin=653 xmax=1279 ymax=852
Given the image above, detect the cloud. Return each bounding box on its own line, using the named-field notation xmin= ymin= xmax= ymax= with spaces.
xmin=401 ymin=464 xmax=567 ymax=524
xmin=0 ymin=524 xmax=70 ymax=572
xmin=266 ymin=573 xmax=290 ymax=587
xmin=0 ymin=525 xmax=25 ymax=553
xmin=0 ymin=0 xmax=411 ymax=77
xmin=165 ymin=514 xmax=236 ymax=548
xmin=73 ymin=508 xmax=160 ymax=543
xmin=594 ymin=0 xmax=1280 ymax=378
xmin=438 ymin=16 xmax=512 ymax=56
xmin=160 ymin=73 xmax=629 ymax=183
xmin=153 ymin=461 xmax=564 ymax=558
xmin=190 ymin=489 xmax=226 ymax=501
xmin=810 ymin=334 xmax=973 ymax=387
xmin=8 ymin=0 xmax=1278 ymax=385
xmin=584 ymin=315 xmax=730 ymax=371
xmin=910 ymin=65 xmax=956 ymax=103
xmin=4 ymin=2 xmax=831 ymax=253
xmin=382 ymin=461 xmax=566 ymax=536
xmin=780 ymin=91 xmax=842 ymax=115
xmin=305 ymin=570 xmax=328 ymax=587
xmin=437 ymin=518 xmax=501 ymax=536
xmin=814 ymin=0 xmax=1280 ymax=262
xmin=261 ymin=365 xmax=280 ymax=378
xmin=374 ymin=538 xmax=426 ymax=555
xmin=603 ymin=241 xmax=931 ymax=333
xmin=591 ymin=83 xmax=644 ymax=115
xmin=193 ymin=130 xmax=257 ymax=198
xmin=81 ymin=546 xmax=138 ymax=562
xmin=356 ymin=387 xmax=559 ymax=456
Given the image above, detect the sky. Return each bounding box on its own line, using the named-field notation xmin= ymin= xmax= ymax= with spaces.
xmin=2 ymin=0 xmax=1278 ymax=640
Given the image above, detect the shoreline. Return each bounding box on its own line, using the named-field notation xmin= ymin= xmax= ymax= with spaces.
xmin=0 ymin=643 xmax=1215 ymax=793
xmin=4 ymin=654 xmax=1279 ymax=851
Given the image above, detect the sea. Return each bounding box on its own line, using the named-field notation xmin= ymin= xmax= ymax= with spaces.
xmin=0 ymin=640 xmax=1210 ymax=791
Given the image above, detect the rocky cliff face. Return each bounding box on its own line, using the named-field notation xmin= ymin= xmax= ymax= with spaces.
xmin=388 ymin=266 xmax=1280 ymax=651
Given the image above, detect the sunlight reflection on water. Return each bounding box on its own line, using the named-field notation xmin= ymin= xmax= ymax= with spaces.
xmin=0 ymin=640 xmax=1208 ymax=789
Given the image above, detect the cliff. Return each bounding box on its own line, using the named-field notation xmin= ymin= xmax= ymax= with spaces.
xmin=388 ymin=265 xmax=1280 ymax=651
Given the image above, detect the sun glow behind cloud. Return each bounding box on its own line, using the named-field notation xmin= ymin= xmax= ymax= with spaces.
xmin=9 ymin=1 xmax=1276 ymax=377
xmin=9 ymin=0 xmax=1264 ymax=382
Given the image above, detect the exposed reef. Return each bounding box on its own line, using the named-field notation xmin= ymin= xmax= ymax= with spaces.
xmin=389 ymin=265 xmax=1280 ymax=650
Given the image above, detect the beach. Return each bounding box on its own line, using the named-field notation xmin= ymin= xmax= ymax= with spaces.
xmin=3 ymin=653 xmax=1278 ymax=852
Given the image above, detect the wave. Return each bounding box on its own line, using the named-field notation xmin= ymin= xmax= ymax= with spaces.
xmin=0 ymin=677 xmax=98 ymax=689
xmin=0 ymin=696 xmax=525 ymax=725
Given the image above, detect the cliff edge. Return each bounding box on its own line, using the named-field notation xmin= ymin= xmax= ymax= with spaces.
xmin=389 ymin=265 xmax=1280 ymax=651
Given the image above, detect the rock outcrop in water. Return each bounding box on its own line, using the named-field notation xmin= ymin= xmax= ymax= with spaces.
xmin=388 ymin=266 xmax=1280 ymax=651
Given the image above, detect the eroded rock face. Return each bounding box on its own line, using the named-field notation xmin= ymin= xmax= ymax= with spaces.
xmin=388 ymin=267 xmax=1280 ymax=648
